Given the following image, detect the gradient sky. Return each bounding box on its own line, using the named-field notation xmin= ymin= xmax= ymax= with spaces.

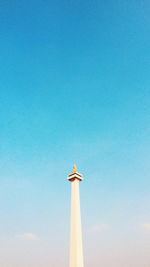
xmin=0 ymin=0 xmax=150 ymax=266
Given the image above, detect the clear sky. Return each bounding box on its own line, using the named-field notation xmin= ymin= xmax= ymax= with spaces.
xmin=0 ymin=0 xmax=150 ymax=266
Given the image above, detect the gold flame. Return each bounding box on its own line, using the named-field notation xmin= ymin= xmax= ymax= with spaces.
xmin=72 ymin=164 xmax=77 ymax=173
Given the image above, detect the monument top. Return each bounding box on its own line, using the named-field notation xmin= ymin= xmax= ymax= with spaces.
xmin=67 ymin=164 xmax=83 ymax=182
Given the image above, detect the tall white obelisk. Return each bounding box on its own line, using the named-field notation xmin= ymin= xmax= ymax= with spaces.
xmin=67 ymin=165 xmax=84 ymax=267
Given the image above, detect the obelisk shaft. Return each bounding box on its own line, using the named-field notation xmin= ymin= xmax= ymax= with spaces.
xmin=70 ymin=179 xmax=84 ymax=267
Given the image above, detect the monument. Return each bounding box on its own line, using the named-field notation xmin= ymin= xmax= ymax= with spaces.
xmin=67 ymin=165 xmax=84 ymax=267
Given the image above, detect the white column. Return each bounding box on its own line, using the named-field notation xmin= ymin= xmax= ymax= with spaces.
xmin=70 ymin=179 xmax=84 ymax=267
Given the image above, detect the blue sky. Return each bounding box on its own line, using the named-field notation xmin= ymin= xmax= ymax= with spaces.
xmin=0 ymin=0 xmax=150 ymax=266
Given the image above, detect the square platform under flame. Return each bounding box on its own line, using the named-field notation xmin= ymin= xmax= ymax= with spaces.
xmin=67 ymin=171 xmax=83 ymax=182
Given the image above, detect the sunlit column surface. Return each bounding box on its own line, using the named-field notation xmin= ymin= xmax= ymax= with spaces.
xmin=67 ymin=165 xmax=84 ymax=267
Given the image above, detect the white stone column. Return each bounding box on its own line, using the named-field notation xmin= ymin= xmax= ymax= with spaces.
xmin=70 ymin=179 xmax=84 ymax=267
xmin=68 ymin=165 xmax=84 ymax=267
